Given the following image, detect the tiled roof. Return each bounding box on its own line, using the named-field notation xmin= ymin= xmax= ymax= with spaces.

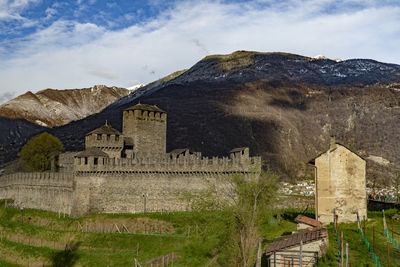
xmin=124 ymin=103 xmax=165 ymax=113
xmin=295 ymin=215 xmax=323 ymax=228
xmin=87 ymin=124 xmax=121 ymax=136
xmin=265 ymin=228 xmax=327 ymax=254
xmin=76 ymin=147 xmax=109 ymax=158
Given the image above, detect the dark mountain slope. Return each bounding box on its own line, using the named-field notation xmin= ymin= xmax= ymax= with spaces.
xmin=2 ymin=51 xmax=400 ymax=182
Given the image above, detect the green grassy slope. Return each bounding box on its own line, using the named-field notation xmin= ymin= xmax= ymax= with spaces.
xmin=0 ymin=205 xmax=298 ymax=266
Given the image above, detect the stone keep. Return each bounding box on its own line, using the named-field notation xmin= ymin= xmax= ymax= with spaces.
xmin=122 ymin=103 xmax=166 ymax=155
xmin=313 ymin=142 xmax=367 ymax=224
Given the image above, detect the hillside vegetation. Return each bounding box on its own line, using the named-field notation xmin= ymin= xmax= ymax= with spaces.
xmin=0 ymin=203 xmax=399 ymax=265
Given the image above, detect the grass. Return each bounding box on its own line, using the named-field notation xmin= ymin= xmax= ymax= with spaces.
xmin=318 ymin=209 xmax=400 ymax=266
xmin=1 ymin=204 xmax=399 ymax=266
xmin=0 ymin=205 xmax=299 ymax=266
xmin=203 ymin=51 xmax=315 ymax=71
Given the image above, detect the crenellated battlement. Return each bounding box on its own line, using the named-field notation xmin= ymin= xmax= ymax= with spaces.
xmin=0 ymin=172 xmax=74 ymax=189
xmin=123 ymin=109 xmax=167 ymax=122
xmin=74 ymin=153 xmax=261 ymax=174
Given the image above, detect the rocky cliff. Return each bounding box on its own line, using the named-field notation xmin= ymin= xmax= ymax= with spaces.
xmin=0 ymin=85 xmax=130 ymax=128
xmin=2 ymin=51 xmax=400 ymax=183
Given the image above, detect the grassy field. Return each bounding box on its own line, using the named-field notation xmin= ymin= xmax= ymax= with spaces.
xmin=318 ymin=209 xmax=400 ymax=266
xmin=0 ymin=204 xmax=299 ymax=266
xmin=0 ymin=204 xmax=400 ymax=266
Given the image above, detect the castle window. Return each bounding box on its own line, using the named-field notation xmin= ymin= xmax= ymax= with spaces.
xmin=107 ymin=134 xmax=110 ymax=141
xmin=115 ymin=135 xmax=119 ymax=141
xmin=84 ymin=157 xmax=88 ymax=165
xmin=103 ymin=158 xmax=105 ymax=164
xmin=94 ymin=157 xmax=98 ymax=165
xmin=97 ymin=134 xmax=102 ymax=140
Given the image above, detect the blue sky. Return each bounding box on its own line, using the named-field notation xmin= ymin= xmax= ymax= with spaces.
xmin=1 ymin=0 xmax=400 ymax=103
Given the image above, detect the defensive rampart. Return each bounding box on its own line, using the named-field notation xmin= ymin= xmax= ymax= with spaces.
xmin=0 ymin=172 xmax=74 ymax=214
xmin=0 ymin=155 xmax=261 ymax=217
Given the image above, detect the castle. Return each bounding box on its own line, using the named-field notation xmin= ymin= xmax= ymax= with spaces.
xmin=0 ymin=103 xmax=261 ymax=217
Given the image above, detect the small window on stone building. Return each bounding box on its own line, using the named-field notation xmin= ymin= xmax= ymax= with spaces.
xmin=107 ymin=134 xmax=110 ymax=141
xmin=94 ymin=157 xmax=98 ymax=165
xmin=103 ymin=158 xmax=105 ymax=164
xmin=84 ymin=157 xmax=88 ymax=165
xmin=115 ymin=135 xmax=119 ymax=141
xmin=97 ymin=134 xmax=102 ymax=140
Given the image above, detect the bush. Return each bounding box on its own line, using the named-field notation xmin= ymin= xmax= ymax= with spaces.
xmin=18 ymin=132 xmax=64 ymax=172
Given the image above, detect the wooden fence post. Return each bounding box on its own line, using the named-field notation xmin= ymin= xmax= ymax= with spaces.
xmin=383 ymin=210 xmax=388 ymax=233
xmin=341 ymin=232 xmax=344 ymax=267
xmin=363 ymin=216 xmax=366 ymax=235
xmin=300 ymin=240 xmax=303 ymax=267
xmin=392 ymin=217 xmax=394 ymax=238
xmin=373 ymin=227 xmax=375 ymax=252
xmin=345 ymin=243 xmax=348 ymax=267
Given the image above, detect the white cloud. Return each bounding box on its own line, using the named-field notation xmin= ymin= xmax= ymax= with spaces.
xmin=1 ymin=0 xmax=400 ymax=103
xmin=0 ymin=0 xmax=41 ymax=21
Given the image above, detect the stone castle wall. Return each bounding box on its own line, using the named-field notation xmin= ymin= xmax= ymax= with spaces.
xmin=0 ymin=172 xmax=74 ymax=214
xmin=0 ymin=155 xmax=261 ymax=217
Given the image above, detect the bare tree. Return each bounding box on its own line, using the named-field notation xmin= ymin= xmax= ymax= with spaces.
xmin=182 ymin=167 xmax=279 ymax=267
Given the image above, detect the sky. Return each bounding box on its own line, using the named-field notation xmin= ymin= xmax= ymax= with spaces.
xmin=1 ymin=0 xmax=400 ymax=104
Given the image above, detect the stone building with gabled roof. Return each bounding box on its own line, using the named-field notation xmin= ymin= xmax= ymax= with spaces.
xmin=309 ymin=139 xmax=367 ymax=224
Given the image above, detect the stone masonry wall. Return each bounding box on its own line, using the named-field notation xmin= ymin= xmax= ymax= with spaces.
xmin=71 ymin=171 xmax=256 ymax=217
xmin=315 ymin=144 xmax=367 ymax=224
xmin=0 ymin=165 xmax=260 ymax=217
xmin=0 ymin=172 xmax=74 ymax=214
xmin=123 ymin=109 xmax=167 ymax=155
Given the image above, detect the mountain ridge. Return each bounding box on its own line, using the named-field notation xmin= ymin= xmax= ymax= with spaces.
xmin=1 ymin=51 xmax=400 ymax=183
xmin=0 ymin=85 xmax=130 ymax=127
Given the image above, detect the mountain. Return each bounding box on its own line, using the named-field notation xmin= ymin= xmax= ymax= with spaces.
xmin=0 ymin=85 xmax=130 ymax=128
xmin=2 ymin=51 xmax=400 ymax=183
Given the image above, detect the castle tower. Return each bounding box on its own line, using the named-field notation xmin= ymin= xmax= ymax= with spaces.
xmin=123 ymin=103 xmax=167 ymax=155
xmin=84 ymin=122 xmax=123 ymax=158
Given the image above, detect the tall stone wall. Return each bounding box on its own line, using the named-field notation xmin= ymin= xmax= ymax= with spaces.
xmin=0 ymin=155 xmax=261 ymax=217
xmin=315 ymin=144 xmax=367 ymax=224
xmin=71 ymin=170 xmax=258 ymax=217
xmin=0 ymin=172 xmax=74 ymax=214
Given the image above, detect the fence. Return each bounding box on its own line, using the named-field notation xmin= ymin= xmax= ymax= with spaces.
xmin=268 ymin=249 xmax=318 ymax=266
xmin=356 ymin=211 xmax=381 ymax=266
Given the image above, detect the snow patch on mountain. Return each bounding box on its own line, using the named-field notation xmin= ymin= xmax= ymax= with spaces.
xmin=127 ymin=84 xmax=145 ymax=91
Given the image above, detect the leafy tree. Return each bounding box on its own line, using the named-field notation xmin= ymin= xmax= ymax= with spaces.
xmin=18 ymin=132 xmax=64 ymax=172
xmin=182 ymin=166 xmax=279 ymax=267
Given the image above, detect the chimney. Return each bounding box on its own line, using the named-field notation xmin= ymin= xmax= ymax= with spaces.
xmin=330 ymin=136 xmax=336 ymax=149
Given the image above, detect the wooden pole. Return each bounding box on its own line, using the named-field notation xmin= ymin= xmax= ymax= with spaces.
xmin=345 ymin=243 xmax=348 ymax=267
xmin=341 ymin=232 xmax=344 ymax=267
xmin=383 ymin=210 xmax=388 ymax=232
xmin=300 ymin=240 xmax=303 ymax=267
xmin=373 ymin=227 xmax=375 ymax=252
xmin=392 ymin=217 xmax=394 ymax=238
xmin=363 ymin=216 xmax=366 ymax=235
xmin=388 ymin=242 xmax=390 ymax=267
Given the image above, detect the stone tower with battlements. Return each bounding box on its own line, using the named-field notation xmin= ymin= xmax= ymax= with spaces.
xmin=122 ymin=103 xmax=167 ymax=155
